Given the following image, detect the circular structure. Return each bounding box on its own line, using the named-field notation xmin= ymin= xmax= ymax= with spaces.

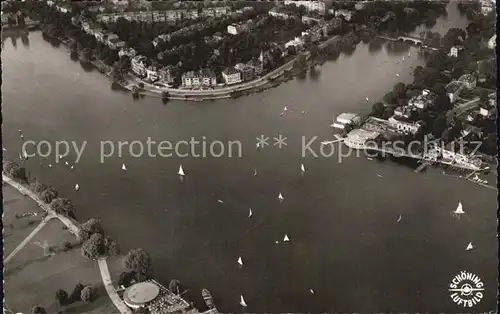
xmin=123 ymin=282 xmax=160 ymax=308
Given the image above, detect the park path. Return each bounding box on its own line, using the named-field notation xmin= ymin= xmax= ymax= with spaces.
xmin=4 ymin=214 xmax=54 ymax=264
xmin=98 ymin=257 xmax=132 ymax=314
xmin=3 ymin=174 xmax=131 ymax=314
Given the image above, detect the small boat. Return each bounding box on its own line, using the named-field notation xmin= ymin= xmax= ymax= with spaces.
xmin=48 ymin=164 xmax=52 ymax=168
xmin=408 ymin=52 xmax=411 ymax=57
xmin=237 ymin=257 xmax=243 ymax=266
xmin=309 ymin=289 xmax=315 ymax=294
xmin=365 ymin=97 xmax=369 ymax=102
xmin=377 ymin=174 xmax=383 ymax=178
xmin=20 ymin=134 xmax=24 ymax=139
xmin=301 ymin=110 xmax=306 ymax=114
xmin=75 ymin=184 xmax=80 ymax=191
xmin=402 ymin=56 xmax=405 ymax=61
xmin=466 ymin=242 xmax=474 ymax=251
xmin=367 ymin=157 xmax=373 ymax=161
xmin=284 ymin=106 xmax=288 ymax=112
xmin=397 ymin=214 xmax=402 ymax=223
xmin=396 ymin=73 xmax=400 ymax=77
xmin=217 ymin=199 xmax=224 ymax=204
xmin=253 ymin=168 xmax=257 ymax=176
xmin=202 ymin=289 xmax=215 ymax=309
xmin=283 ymin=234 xmax=290 ymax=242
xmin=18 ymin=129 xmax=22 ymax=133
xmin=122 ymin=163 xmax=127 ymax=171
xmin=70 ymin=165 xmax=74 ymax=170
xmin=65 ymin=161 xmax=69 ymax=165
xmin=178 ymin=165 xmax=185 ymax=176
xmin=278 ymin=192 xmax=284 ymax=201
xmin=321 ymin=140 xmax=335 ymax=145
xmin=248 ymin=208 xmax=253 ymax=218
xmin=300 ymin=164 xmax=306 ymax=172
xmin=240 ymin=295 xmax=247 ymax=307
xmin=453 ymin=202 xmax=465 ymax=215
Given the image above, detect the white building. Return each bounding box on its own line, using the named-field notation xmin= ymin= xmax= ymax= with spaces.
xmin=331 ymin=113 xmax=361 ymax=129
xmin=131 ymin=55 xmax=148 ymax=77
xmin=480 ymin=0 xmax=494 ymax=15
xmin=283 ymin=0 xmax=328 ymax=15
xmin=458 ymin=74 xmax=477 ymax=89
xmin=285 ymin=37 xmax=304 ymax=49
xmin=181 ymin=70 xmax=217 ymax=88
xmin=119 ymin=48 xmax=137 ymax=58
xmin=222 ymin=67 xmax=242 ymax=85
xmin=445 ymin=81 xmax=463 ymax=103
xmin=227 ymin=24 xmax=244 ymax=35
xmin=408 ymin=89 xmax=433 ymax=109
xmin=449 ymin=45 xmax=464 ymax=58
xmin=334 ymin=9 xmax=353 ymax=21
xmin=388 ymin=116 xmax=422 ymax=134
xmin=158 ymin=66 xmax=176 ymax=84
xmin=269 ymin=7 xmax=291 ymax=19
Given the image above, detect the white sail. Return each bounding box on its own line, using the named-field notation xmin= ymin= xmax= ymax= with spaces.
xmin=75 ymin=184 xmax=80 ymax=191
xmin=408 ymin=52 xmax=411 ymax=57
xmin=240 ymin=295 xmax=247 ymax=307
xmin=454 ymin=202 xmax=465 ymax=214
xmin=402 ymin=56 xmax=405 ymax=61
xmin=23 ymin=150 xmax=28 ymax=159
xmin=217 ymin=199 xmax=224 ymax=204
xmin=284 ymin=106 xmax=288 ymax=112
xmin=283 ymin=234 xmax=290 ymax=242
xmin=377 ymin=174 xmax=383 ymax=178
xmin=70 ymin=165 xmax=74 ymax=170
xmin=365 ymin=97 xmax=369 ymax=102
xmin=122 ymin=163 xmax=127 ymax=171
xmin=396 ymin=73 xmax=400 ymax=77
xmin=309 ymin=289 xmax=315 ymax=294
xmin=178 ymin=165 xmax=185 ymax=176
xmin=237 ymin=257 xmax=243 ymax=266
xmin=253 ymin=168 xmax=257 ymax=176
xmin=278 ymin=193 xmax=284 ymax=200
xmin=48 ymin=164 xmax=52 ymax=168
xmin=397 ymin=214 xmax=402 ymax=223
xmin=248 ymin=208 xmax=253 ymax=218
xmin=65 ymin=161 xmax=69 ymax=165
xmin=466 ymin=242 xmax=474 ymax=251
xmin=301 ymin=164 xmax=305 ymax=172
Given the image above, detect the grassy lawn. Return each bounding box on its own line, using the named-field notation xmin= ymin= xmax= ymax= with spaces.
xmin=4 ymin=211 xmax=125 ymax=314
xmin=3 ymin=184 xmax=46 ymax=255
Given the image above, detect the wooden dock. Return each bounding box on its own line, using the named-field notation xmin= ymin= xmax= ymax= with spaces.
xmin=414 ymin=160 xmax=433 ymax=173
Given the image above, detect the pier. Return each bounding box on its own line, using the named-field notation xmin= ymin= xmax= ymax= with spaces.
xmin=414 ymin=160 xmax=433 ymax=173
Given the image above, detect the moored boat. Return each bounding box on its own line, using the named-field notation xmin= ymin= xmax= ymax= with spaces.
xmin=202 ymin=288 xmax=215 ymax=309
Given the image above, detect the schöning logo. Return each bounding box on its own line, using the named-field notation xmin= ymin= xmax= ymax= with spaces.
xmin=449 ymin=271 xmax=485 ymax=307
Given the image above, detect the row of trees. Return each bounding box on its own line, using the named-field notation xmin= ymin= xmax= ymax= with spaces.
xmin=55 ymin=283 xmax=95 ymax=306
xmin=3 ymin=160 xmax=27 ymax=182
xmin=79 ymin=218 xmax=120 ymax=259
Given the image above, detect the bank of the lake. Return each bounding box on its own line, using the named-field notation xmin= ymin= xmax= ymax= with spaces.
xmin=2 ymin=3 xmax=497 ymax=313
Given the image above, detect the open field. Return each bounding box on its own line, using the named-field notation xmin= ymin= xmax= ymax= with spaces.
xmin=3 ymin=183 xmax=46 ymax=255
xmin=3 ymin=186 xmax=126 ymax=314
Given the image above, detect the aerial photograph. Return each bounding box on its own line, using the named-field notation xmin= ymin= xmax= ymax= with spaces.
xmin=1 ymin=0 xmax=498 ymax=313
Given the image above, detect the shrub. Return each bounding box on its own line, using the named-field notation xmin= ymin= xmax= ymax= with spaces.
xmin=104 ymin=236 xmax=120 ymax=256
xmin=50 ymin=197 xmax=75 ymax=218
xmin=118 ymin=271 xmax=136 ymax=288
xmin=63 ymin=241 xmax=72 ymax=251
xmin=125 ymin=248 xmax=153 ymax=282
xmin=78 ymin=218 xmax=104 ymax=241
xmin=55 ymin=288 xmax=68 ymax=306
xmin=31 ymin=181 xmax=48 ymax=193
xmin=68 ymin=283 xmax=85 ymax=303
xmin=40 ymin=187 xmax=58 ymax=204
xmin=80 ymin=286 xmax=94 ymax=302
xmin=31 ymin=305 xmax=47 ymax=314
xmin=82 ymin=233 xmax=105 ymax=259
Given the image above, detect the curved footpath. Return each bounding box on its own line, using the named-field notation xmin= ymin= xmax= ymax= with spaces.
xmin=2 ymin=174 xmax=131 ymax=314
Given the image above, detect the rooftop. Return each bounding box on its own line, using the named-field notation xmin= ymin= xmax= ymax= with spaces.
xmin=123 ymin=282 xmax=160 ymax=307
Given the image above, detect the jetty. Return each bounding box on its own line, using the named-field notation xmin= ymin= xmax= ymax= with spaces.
xmin=414 ymin=160 xmax=433 ymax=173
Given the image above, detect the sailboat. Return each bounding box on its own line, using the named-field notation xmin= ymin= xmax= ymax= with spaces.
xmin=18 ymin=129 xmax=22 ymax=133
xmin=284 ymin=106 xmax=288 ymax=112
xmin=65 ymin=161 xmax=69 ymax=165
xmin=70 ymin=165 xmax=74 ymax=170
xmin=300 ymin=164 xmax=305 ymax=173
xmin=75 ymin=184 xmax=80 ymax=191
xmin=178 ymin=165 xmax=185 ymax=176
xmin=396 ymin=73 xmax=400 ymax=77
xmin=397 ymin=214 xmax=402 ymax=223
xmin=402 ymin=56 xmax=405 ymax=61
xmin=253 ymin=168 xmax=257 ymax=176
xmin=466 ymin=242 xmax=474 ymax=251
xmin=240 ymin=295 xmax=247 ymax=307
xmin=283 ymin=234 xmax=290 ymax=242
xmin=408 ymin=52 xmax=411 ymax=57
xmin=122 ymin=163 xmax=127 ymax=171
xmin=365 ymin=97 xmax=369 ymax=102
xmin=237 ymin=257 xmax=243 ymax=266
xmin=309 ymin=289 xmax=315 ymax=294
xmin=453 ymin=202 xmax=465 ymax=214
xmin=278 ymin=193 xmax=284 ymax=201
xmin=48 ymin=164 xmax=52 ymax=168
xmin=248 ymin=208 xmax=253 ymax=218
xmin=217 ymin=199 xmax=224 ymax=204
xmin=377 ymin=174 xmax=383 ymax=178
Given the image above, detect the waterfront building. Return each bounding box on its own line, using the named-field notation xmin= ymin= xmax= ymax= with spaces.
xmin=480 ymin=0 xmax=495 ymax=15
xmin=448 ymin=45 xmax=464 ymax=58
xmin=222 ymin=67 xmax=243 ymax=85
xmin=388 ymin=116 xmax=422 ymax=134
xmin=131 ymin=55 xmax=148 ymax=77
xmin=182 ymin=70 xmax=217 ymax=88
xmin=488 ymin=34 xmax=496 ymax=49
xmin=332 ymin=113 xmax=361 ymax=129
xmin=302 ymin=15 xmax=321 ymax=24
xmin=445 ymin=81 xmax=463 ymax=103
xmin=246 ymin=59 xmax=264 ymax=75
xmin=269 ymin=7 xmax=292 ymax=19
xmin=334 ymin=9 xmax=353 ymax=21
xmin=235 ymin=63 xmax=255 ymax=81
xmin=393 ymin=106 xmax=414 ymax=119
xmin=283 ymin=0 xmax=330 ymax=15
xmin=227 ymin=23 xmax=246 ymax=35
xmin=408 ymin=89 xmax=434 ymax=109
xmin=344 ymin=128 xmax=381 ymax=148
xmin=146 ymin=66 xmax=160 ymax=82
xmin=202 ymin=6 xmax=230 ymax=18
xmin=158 ymin=66 xmax=177 ymax=84
xmin=285 ymin=36 xmax=305 ymax=49
xmin=119 ymin=48 xmax=137 ymax=58
xmin=457 ymin=74 xmax=477 ymax=89
xmin=434 ymin=142 xmax=482 ymax=170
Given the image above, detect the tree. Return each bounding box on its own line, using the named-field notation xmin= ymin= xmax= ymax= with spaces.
xmin=82 ymin=233 xmax=106 ymax=259
xmin=382 ymin=107 xmax=395 ymax=119
xmin=80 ymin=286 xmax=95 ymax=302
xmin=78 ymin=218 xmax=104 ymax=241
xmin=169 ymin=279 xmax=180 ymax=294
xmin=40 ymin=187 xmax=58 ymax=204
xmin=50 ymin=197 xmax=76 ymax=218
xmin=392 ymin=82 xmax=406 ymax=99
xmin=69 ymin=283 xmax=85 ymax=303
xmin=432 ymin=114 xmax=447 ymax=138
xmin=432 ymin=83 xmax=446 ymax=96
xmin=371 ymin=102 xmax=385 ymax=118
xmin=383 ymin=92 xmax=397 ymax=105
xmin=31 ymin=305 xmax=46 ymax=314
xmin=55 ymin=288 xmax=69 ymax=306
xmin=125 ymin=248 xmax=153 ymax=282
xmin=105 ymin=236 xmax=120 ymax=256
xmin=118 ymin=271 xmax=137 ymax=288
xmin=31 ymin=181 xmax=48 ymax=193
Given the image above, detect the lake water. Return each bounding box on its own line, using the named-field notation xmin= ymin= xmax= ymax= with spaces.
xmin=2 ymin=3 xmax=497 ymax=312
